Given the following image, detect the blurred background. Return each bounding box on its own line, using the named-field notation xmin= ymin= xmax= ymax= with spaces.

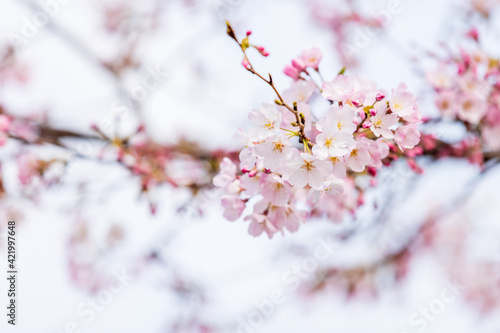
xmin=1 ymin=0 xmax=500 ymax=332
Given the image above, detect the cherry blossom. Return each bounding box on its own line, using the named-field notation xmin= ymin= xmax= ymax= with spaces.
xmin=248 ymin=103 xmax=282 ymax=139
xmin=312 ymin=127 xmax=355 ymax=158
xmin=394 ymin=125 xmax=421 ymax=151
xmin=300 ymin=47 xmax=322 ymax=70
xmin=389 ymin=83 xmax=418 ymax=117
xmin=213 ymin=157 xmax=237 ymax=188
xmin=221 ymin=195 xmax=246 ymax=221
xmin=370 ymin=103 xmax=398 ymax=139
xmin=254 ymin=134 xmax=295 ymax=172
xmin=317 ymin=104 xmax=357 ymax=133
xmin=260 ymin=174 xmax=292 ymax=206
xmin=286 ymin=153 xmax=332 ymax=190
xmin=234 ymin=129 xmax=257 ymax=168
xmin=322 ymin=75 xmax=355 ymax=103
xmin=345 ymin=141 xmax=371 ymax=172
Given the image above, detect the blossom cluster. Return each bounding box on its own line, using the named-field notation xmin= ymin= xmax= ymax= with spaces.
xmin=215 ymin=49 xmax=423 ymax=238
xmin=427 ymin=30 xmax=500 ymax=151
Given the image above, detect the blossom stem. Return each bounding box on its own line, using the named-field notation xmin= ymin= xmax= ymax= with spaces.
xmin=226 ymin=21 xmax=313 ymax=148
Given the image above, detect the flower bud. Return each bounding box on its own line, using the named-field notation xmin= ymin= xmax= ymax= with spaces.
xmin=376 ymin=93 xmax=385 ymax=101
xmin=367 ymin=167 xmax=377 ymax=177
xmin=291 ymin=58 xmax=306 ymax=71
xmin=284 ymin=64 xmax=300 ymax=81
xmin=225 ymin=21 xmax=236 ymax=40
xmin=362 ymin=121 xmax=372 ymax=128
xmin=351 ymin=100 xmax=362 ymax=108
xmin=466 ymin=28 xmax=479 ymax=42
xmin=357 ymin=110 xmax=366 ymax=120
xmin=255 ymin=46 xmax=269 ymax=57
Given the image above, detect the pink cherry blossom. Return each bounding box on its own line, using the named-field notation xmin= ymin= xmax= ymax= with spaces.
xmin=322 ymin=75 xmax=355 ymax=102
xmin=313 ymin=127 xmax=355 ymax=159
xmin=245 ymin=200 xmax=278 ymax=238
xmin=239 ymin=172 xmax=261 ymax=196
xmin=435 ymin=90 xmax=458 ymax=118
xmin=426 ymin=65 xmax=452 ymax=89
xmin=300 ymin=47 xmax=322 ymax=70
xmin=246 ymin=213 xmax=278 ymax=238
xmin=248 ymin=103 xmax=282 ymax=139
xmin=253 ymin=134 xmax=295 ymax=172
xmin=345 ymin=141 xmax=371 ymax=172
xmin=329 ymin=156 xmax=347 ymax=178
xmin=213 ymin=157 xmax=237 ymax=188
xmin=308 ymin=175 xmax=345 ymax=203
xmin=286 ymin=153 xmax=332 ymax=190
xmin=260 ymin=174 xmax=292 ymax=206
xmin=457 ymin=93 xmax=487 ymax=124
xmin=458 ymin=72 xmax=489 ymax=101
xmin=221 ymin=195 xmax=246 ymax=221
xmin=370 ymin=103 xmax=398 ymax=139
xmin=282 ymin=80 xmax=316 ymax=104
xmin=268 ymin=205 xmax=307 ymax=233
xmin=317 ymin=104 xmax=357 ymax=133
xmin=366 ymin=138 xmax=390 ymax=168
xmin=394 ymin=125 xmax=421 ymax=151
xmin=389 ymin=83 xmax=418 ymax=117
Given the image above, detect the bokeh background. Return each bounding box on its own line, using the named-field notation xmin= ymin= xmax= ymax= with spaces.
xmin=1 ymin=0 xmax=500 ymax=332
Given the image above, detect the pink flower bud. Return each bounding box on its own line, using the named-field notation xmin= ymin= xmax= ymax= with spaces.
xmin=352 ymin=100 xmax=362 ymax=108
xmin=300 ymin=47 xmax=322 ymax=70
xmin=362 ymin=121 xmax=372 ymax=128
xmin=376 ymin=93 xmax=385 ymax=101
xmin=246 ymin=30 xmax=252 ymax=36
xmin=242 ymin=58 xmax=251 ymax=69
xmin=370 ymin=109 xmax=377 ymax=117
xmin=248 ymin=169 xmax=258 ymax=177
xmin=241 ymin=167 xmax=250 ymax=173
xmin=466 ymin=28 xmax=479 ymax=42
xmin=284 ymin=64 xmax=301 ymax=81
xmin=255 ymin=46 xmax=270 ymax=57
xmin=291 ymin=58 xmax=306 ymax=71
xmin=367 ymin=167 xmax=377 ymax=177
xmin=357 ymin=110 xmax=366 ymax=120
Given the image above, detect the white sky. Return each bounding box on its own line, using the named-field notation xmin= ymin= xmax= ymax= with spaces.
xmin=0 ymin=0 xmax=500 ymax=332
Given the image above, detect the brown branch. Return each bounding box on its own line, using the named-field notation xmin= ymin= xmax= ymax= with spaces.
xmin=226 ymin=21 xmax=312 ymax=148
